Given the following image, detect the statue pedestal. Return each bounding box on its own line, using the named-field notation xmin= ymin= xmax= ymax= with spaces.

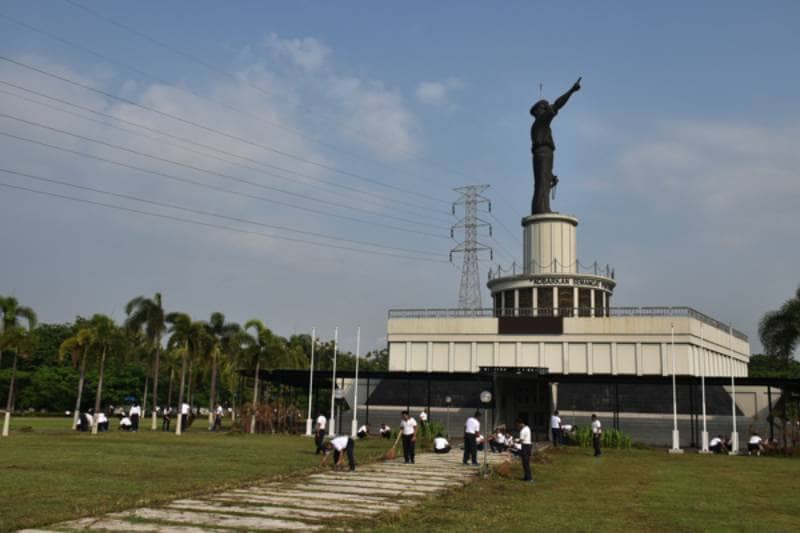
xmin=522 ymin=213 xmax=579 ymax=274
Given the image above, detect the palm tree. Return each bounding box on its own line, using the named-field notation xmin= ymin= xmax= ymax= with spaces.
xmin=88 ymin=314 xmax=122 ymax=436
xmin=125 ymin=293 xmax=166 ymax=430
xmin=205 ymin=312 xmax=240 ymax=428
xmin=759 ymin=286 xmax=800 ymax=364
xmin=58 ymin=319 xmax=94 ymax=429
xmin=166 ymin=313 xmax=213 ymax=435
xmin=1 ymin=296 xmax=37 ymax=437
xmin=243 ymin=319 xmax=286 ymax=434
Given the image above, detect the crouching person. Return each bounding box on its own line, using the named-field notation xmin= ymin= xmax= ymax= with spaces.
xmin=320 ymin=435 xmax=356 ymax=471
xmin=433 ymin=433 xmax=451 ymax=454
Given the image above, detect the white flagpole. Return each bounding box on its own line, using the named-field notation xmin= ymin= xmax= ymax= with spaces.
xmin=351 ymin=326 xmax=361 ymax=438
xmin=329 ymin=326 xmax=338 ymax=435
xmin=700 ymin=323 xmax=710 ymax=452
xmin=305 ymin=327 xmax=316 ymax=436
xmin=729 ymin=324 xmax=739 ymax=454
xmin=670 ymin=323 xmax=683 ymax=453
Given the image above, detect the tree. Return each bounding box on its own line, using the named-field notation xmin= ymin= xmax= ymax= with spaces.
xmin=1 ymin=296 xmax=37 ymax=437
xmin=125 ymin=293 xmax=166 ymax=430
xmin=166 ymin=312 xmax=212 ymax=435
xmin=205 ymin=312 xmax=240 ymax=428
xmin=759 ymin=286 xmax=800 ymax=364
xmin=243 ymin=319 xmax=286 ymax=433
xmin=58 ymin=319 xmax=94 ymax=429
xmin=87 ymin=314 xmax=124 ymax=435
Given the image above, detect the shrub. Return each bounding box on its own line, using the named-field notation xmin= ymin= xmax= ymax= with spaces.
xmin=572 ymin=426 xmax=632 ymax=449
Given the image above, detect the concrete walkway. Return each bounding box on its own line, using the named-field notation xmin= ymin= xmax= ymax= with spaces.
xmin=21 ymin=452 xmax=508 ymax=532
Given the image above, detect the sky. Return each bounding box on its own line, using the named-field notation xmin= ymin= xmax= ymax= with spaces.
xmin=1 ymin=1 xmax=798 ymax=354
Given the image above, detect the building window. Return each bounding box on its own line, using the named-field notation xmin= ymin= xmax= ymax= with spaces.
xmin=518 ymin=288 xmax=532 ymax=316
xmin=537 ymin=287 xmax=553 ymax=314
xmin=578 ymin=288 xmax=591 ymax=317
xmin=504 ymin=290 xmax=515 ymax=316
xmin=559 ymin=287 xmax=574 ymax=317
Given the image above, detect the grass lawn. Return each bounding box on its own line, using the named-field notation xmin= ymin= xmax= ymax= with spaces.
xmin=361 ymin=447 xmax=800 ymax=532
xmin=0 ymin=416 xmax=389 ymax=532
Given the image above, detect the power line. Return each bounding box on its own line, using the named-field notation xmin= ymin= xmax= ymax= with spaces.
xmin=57 ymin=0 xmax=483 ymax=192
xmin=0 ymin=82 xmax=454 ymax=225
xmin=0 ymin=167 xmax=441 ymax=258
xmin=0 ymin=111 xmax=448 ymax=231
xmin=0 ymin=54 xmax=450 ymax=205
xmin=0 ymin=179 xmax=451 ymax=264
xmin=0 ymin=128 xmax=451 ymax=240
xmin=0 ymin=11 xmax=458 ymax=215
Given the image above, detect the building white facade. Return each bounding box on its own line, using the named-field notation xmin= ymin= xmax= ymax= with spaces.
xmin=388 ymin=212 xmax=751 ymax=377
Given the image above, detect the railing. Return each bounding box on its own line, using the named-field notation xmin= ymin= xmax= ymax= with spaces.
xmin=489 ymin=260 xmax=615 ymax=280
xmin=388 ymin=306 xmax=748 ymax=341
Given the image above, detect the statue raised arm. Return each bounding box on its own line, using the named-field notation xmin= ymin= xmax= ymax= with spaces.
xmin=529 ymin=77 xmax=581 ymax=214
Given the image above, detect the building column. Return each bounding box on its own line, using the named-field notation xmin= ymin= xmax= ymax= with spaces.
xmin=500 ymin=291 xmax=506 ymax=316
xmin=470 ymin=342 xmax=477 ymax=372
xmin=611 ymin=342 xmax=617 ymax=375
xmin=602 ymin=291 xmax=607 ymax=317
xmin=661 ymin=342 xmax=668 ymax=377
xmin=563 ymin=342 xmax=569 ymax=375
xmin=514 ymin=289 xmax=519 ymax=316
xmin=552 ymin=287 xmax=559 ymax=316
xmin=573 ymin=286 xmax=579 ymax=315
xmin=587 ymin=342 xmax=593 ymax=375
xmin=635 ymin=342 xmax=643 ymax=376
xmin=426 ymin=341 xmax=433 ymax=372
xmin=405 ymin=341 xmax=412 ymax=371
xmin=533 ymin=287 xmax=539 ymax=316
xmin=448 ymin=341 xmax=454 ymax=373
xmin=590 ymin=289 xmax=596 ymax=317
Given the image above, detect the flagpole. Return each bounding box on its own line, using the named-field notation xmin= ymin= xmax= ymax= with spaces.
xmin=669 ymin=323 xmax=683 ymax=453
xmin=305 ymin=327 xmax=316 ymax=436
xmin=329 ymin=326 xmax=338 ymax=435
xmin=700 ymin=323 xmax=710 ymax=452
xmin=729 ymin=324 xmax=740 ymax=454
xmin=351 ymin=326 xmax=361 ymax=438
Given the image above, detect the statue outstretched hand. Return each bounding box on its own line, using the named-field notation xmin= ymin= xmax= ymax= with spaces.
xmin=571 ymin=77 xmax=582 ymax=93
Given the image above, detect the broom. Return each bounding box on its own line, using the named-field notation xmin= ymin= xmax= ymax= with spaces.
xmin=382 ymin=431 xmax=403 ymax=460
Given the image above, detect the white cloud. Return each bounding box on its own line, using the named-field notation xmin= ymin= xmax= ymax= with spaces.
xmin=613 ymin=120 xmax=800 ymax=247
xmin=415 ymin=77 xmax=464 ymax=106
xmin=264 ymin=33 xmax=330 ymax=72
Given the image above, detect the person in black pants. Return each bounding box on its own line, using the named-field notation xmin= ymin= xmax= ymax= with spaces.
xmin=591 ymin=414 xmax=603 ymax=457
xmin=463 ymin=411 xmax=481 ymax=465
xmin=321 ymin=435 xmax=356 ymax=471
xmin=399 ymin=411 xmax=418 ymax=464
xmin=314 ymin=413 xmax=327 ymax=454
xmin=517 ymin=417 xmax=534 ymax=483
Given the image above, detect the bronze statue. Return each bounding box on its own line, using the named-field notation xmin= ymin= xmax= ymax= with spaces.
xmin=530 ymin=77 xmax=581 ymax=214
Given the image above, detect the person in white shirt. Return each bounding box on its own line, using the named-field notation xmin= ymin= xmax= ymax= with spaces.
xmin=180 ymin=402 xmax=190 ymax=432
xmin=120 ymin=415 xmax=132 ymax=431
xmin=357 ymin=424 xmax=369 ymax=439
xmin=463 ymin=411 xmax=481 ymax=466
xmin=489 ymin=427 xmax=508 ymax=453
xmin=399 ymin=411 xmax=418 ymax=464
xmin=314 ymin=413 xmax=327 ymax=454
xmin=212 ymin=404 xmax=224 ymax=432
xmin=97 ymin=411 xmax=109 ymax=432
xmin=591 ymin=414 xmax=602 ymax=457
xmin=550 ymin=410 xmax=562 ymax=447
xmin=161 ymin=406 xmax=172 ymax=432
xmin=747 ymin=433 xmax=764 ymax=455
xmin=709 ymin=435 xmax=727 ymax=454
xmin=129 ymin=403 xmax=141 ymax=432
xmin=320 ymin=435 xmax=356 ymax=471
xmin=517 ymin=417 xmax=533 ymax=482
xmin=419 ymin=410 xmax=428 ymax=426
xmin=433 ymin=434 xmax=451 ymax=454
xmin=379 ymin=423 xmax=391 ymax=439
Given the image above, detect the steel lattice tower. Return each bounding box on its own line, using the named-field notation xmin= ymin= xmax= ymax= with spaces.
xmin=450 ymin=185 xmax=493 ymax=309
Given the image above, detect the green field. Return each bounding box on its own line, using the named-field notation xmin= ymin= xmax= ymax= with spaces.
xmin=362 ymin=447 xmax=800 ymax=532
xmin=3 ymin=419 xmax=800 ymax=532
xmin=0 ymin=417 xmax=388 ymax=532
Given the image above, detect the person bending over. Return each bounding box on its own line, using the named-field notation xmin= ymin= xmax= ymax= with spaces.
xmin=433 ymin=433 xmax=451 ymax=454
xmin=320 ymin=435 xmax=356 ymax=471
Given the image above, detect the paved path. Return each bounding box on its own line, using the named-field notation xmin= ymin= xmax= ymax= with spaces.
xmin=21 ymin=452 xmax=508 ymax=532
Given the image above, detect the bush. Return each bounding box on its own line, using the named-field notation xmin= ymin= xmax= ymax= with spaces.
xmin=572 ymin=426 xmax=632 ymax=449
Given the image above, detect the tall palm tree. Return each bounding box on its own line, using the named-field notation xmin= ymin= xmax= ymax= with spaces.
xmin=759 ymin=286 xmax=800 ymax=364
xmin=125 ymin=293 xmax=166 ymax=431
xmin=243 ymin=319 xmax=286 ymax=434
xmin=205 ymin=312 xmax=240 ymax=428
xmin=1 ymin=296 xmax=37 ymax=437
xmin=58 ymin=320 xmax=94 ymax=429
xmin=88 ymin=314 xmax=122 ymax=436
xmin=167 ymin=313 xmax=213 ymax=435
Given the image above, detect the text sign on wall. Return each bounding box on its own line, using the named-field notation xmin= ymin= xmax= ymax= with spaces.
xmin=497 ymin=316 xmax=563 ymax=335
xmin=479 ymin=366 xmax=549 ymax=375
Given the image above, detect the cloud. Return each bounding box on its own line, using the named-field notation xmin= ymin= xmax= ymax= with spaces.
xmin=415 ymin=78 xmax=464 ymax=106
xmin=264 ymin=33 xmax=331 ymax=72
xmin=613 ymin=120 xmax=800 ymax=247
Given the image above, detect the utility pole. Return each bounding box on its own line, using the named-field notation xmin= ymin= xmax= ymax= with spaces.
xmin=450 ymin=185 xmax=493 ymax=309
